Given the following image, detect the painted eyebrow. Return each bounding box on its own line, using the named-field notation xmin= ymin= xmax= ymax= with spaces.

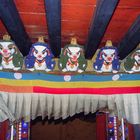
xmin=8 ymin=44 xmax=14 ymax=47
xmin=42 ymin=48 xmax=47 ymax=52
xmin=67 ymin=48 xmax=71 ymax=53
xmin=34 ymin=48 xmax=38 ymax=52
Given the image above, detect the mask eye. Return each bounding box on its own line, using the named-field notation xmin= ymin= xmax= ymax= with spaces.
xmin=0 ymin=46 xmax=2 ymax=51
xmin=8 ymin=44 xmax=14 ymax=50
xmin=76 ymin=52 xmax=79 ymax=55
xmin=103 ymin=53 xmax=107 ymax=57
xmin=42 ymin=51 xmax=45 ymax=54
xmin=35 ymin=50 xmax=38 ymax=54
xmin=9 ymin=47 xmax=13 ymax=50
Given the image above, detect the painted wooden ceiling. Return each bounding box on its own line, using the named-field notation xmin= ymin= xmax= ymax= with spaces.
xmin=0 ymin=0 xmax=140 ymax=58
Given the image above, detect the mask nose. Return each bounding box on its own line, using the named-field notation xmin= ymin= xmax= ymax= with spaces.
xmin=3 ymin=49 xmax=8 ymax=53
xmin=73 ymin=55 xmax=77 ymax=60
xmin=38 ymin=55 xmax=42 ymax=58
xmin=107 ymin=57 xmax=112 ymax=61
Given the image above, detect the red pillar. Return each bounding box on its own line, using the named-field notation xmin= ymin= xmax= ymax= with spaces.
xmin=128 ymin=124 xmax=135 ymax=140
xmin=0 ymin=120 xmax=9 ymax=140
xmin=96 ymin=114 xmax=107 ymax=140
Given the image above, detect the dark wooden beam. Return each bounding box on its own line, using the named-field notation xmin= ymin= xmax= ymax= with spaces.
xmin=118 ymin=16 xmax=140 ymax=60
xmin=85 ymin=0 xmax=119 ymax=59
xmin=0 ymin=0 xmax=32 ymax=56
xmin=44 ymin=0 xmax=61 ymax=57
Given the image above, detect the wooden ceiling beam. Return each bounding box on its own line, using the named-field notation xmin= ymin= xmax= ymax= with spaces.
xmin=0 ymin=0 xmax=32 ymax=56
xmin=118 ymin=15 xmax=140 ymax=60
xmin=44 ymin=0 xmax=61 ymax=57
xmin=85 ymin=0 xmax=119 ymax=59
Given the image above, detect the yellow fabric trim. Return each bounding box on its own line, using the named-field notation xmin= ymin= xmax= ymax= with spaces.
xmin=0 ymin=78 xmax=140 ymax=88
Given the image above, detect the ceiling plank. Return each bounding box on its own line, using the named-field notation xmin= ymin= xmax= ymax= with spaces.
xmin=62 ymin=5 xmax=94 ymax=22
xmin=44 ymin=0 xmax=61 ymax=57
xmin=0 ymin=0 xmax=32 ymax=56
xmin=14 ymin=0 xmax=45 ymax=13
xmin=62 ymin=0 xmax=96 ymax=5
xmin=117 ymin=15 xmax=140 ymax=60
xmin=85 ymin=0 xmax=119 ymax=59
xmin=19 ymin=13 xmax=47 ymax=26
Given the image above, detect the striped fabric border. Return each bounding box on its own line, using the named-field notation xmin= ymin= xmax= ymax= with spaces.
xmin=0 ymin=71 xmax=140 ymax=94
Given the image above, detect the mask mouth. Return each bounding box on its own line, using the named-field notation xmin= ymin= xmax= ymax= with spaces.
xmin=106 ymin=57 xmax=113 ymax=62
xmin=3 ymin=52 xmax=11 ymax=58
xmin=71 ymin=55 xmax=78 ymax=61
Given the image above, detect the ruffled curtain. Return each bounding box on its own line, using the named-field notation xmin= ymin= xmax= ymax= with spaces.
xmin=0 ymin=94 xmax=14 ymax=122
xmin=0 ymin=92 xmax=140 ymax=124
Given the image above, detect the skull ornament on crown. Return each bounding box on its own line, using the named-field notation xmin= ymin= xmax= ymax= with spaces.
xmin=124 ymin=45 xmax=140 ymax=73
xmin=58 ymin=37 xmax=87 ymax=73
xmin=93 ymin=40 xmax=120 ymax=73
xmin=25 ymin=37 xmax=55 ymax=71
xmin=0 ymin=35 xmax=23 ymax=70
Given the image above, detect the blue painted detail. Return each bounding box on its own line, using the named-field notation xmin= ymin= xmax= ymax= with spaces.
xmin=22 ymin=122 xmax=28 ymax=129
xmin=85 ymin=0 xmax=119 ymax=59
xmin=44 ymin=0 xmax=61 ymax=57
xmin=118 ymin=16 xmax=140 ymax=59
xmin=0 ymin=71 xmax=140 ymax=82
xmin=25 ymin=42 xmax=55 ymax=71
xmin=93 ymin=46 xmax=120 ymax=72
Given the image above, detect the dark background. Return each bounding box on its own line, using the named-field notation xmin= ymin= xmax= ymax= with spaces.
xmin=31 ymin=113 xmax=96 ymax=140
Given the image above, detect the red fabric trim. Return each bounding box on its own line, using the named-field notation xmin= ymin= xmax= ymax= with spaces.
xmin=33 ymin=87 xmax=140 ymax=94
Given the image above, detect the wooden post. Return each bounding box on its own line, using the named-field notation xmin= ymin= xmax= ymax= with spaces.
xmin=85 ymin=0 xmax=119 ymax=59
xmin=118 ymin=16 xmax=140 ymax=60
xmin=0 ymin=0 xmax=32 ymax=56
xmin=44 ymin=0 xmax=61 ymax=57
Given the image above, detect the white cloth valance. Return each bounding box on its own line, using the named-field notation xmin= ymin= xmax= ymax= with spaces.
xmin=0 ymin=92 xmax=140 ymax=124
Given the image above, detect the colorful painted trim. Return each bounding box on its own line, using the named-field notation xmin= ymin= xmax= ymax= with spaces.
xmin=0 ymin=71 xmax=140 ymax=94
xmin=18 ymin=121 xmax=30 ymax=140
xmin=107 ymin=116 xmax=129 ymax=140
xmin=107 ymin=116 xmax=118 ymax=140
xmin=5 ymin=120 xmax=30 ymax=140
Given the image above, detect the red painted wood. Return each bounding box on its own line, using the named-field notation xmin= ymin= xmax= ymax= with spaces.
xmin=19 ymin=13 xmax=47 ymax=26
xmin=0 ymin=120 xmax=9 ymax=140
xmin=25 ymin=25 xmax=47 ymax=33
xmin=102 ymin=8 xmax=140 ymax=45
xmin=128 ymin=123 xmax=135 ymax=140
xmin=62 ymin=21 xmax=89 ymax=35
xmin=14 ymin=0 xmax=46 ymax=13
xmin=62 ymin=5 xmax=95 ymax=21
xmin=118 ymin=0 xmax=140 ymax=7
xmin=0 ymin=0 xmax=140 ymax=47
xmin=62 ymin=0 xmax=96 ymax=5
xmin=0 ymin=21 xmax=7 ymax=30
xmin=96 ymin=114 xmax=107 ymax=140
